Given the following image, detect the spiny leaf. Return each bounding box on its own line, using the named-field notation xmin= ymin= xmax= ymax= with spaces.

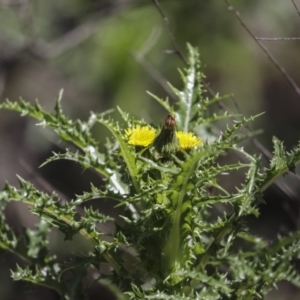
xmin=201 ymin=93 xmax=231 ymax=108
xmin=138 ymin=156 xmax=180 ymax=175
xmin=0 ymin=177 xmax=121 ymax=273
xmin=258 ymin=138 xmax=300 ymax=192
xmin=0 ymin=214 xmax=29 ymax=261
xmin=147 ymin=92 xmax=174 ymax=114
xmin=77 ymin=183 xmax=125 ymax=203
xmin=271 ymin=136 xmax=288 ymax=170
xmin=238 ymin=158 xmax=261 ymax=217
xmin=221 ymin=113 xmax=264 ymax=143
xmin=40 ymin=149 xmax=109 ymax=177
xmin=96 ymin=116 xmax=140 ymax=194
xmin=11 ymin=264 xmax=65 ymax=296
xmin=168 ymin=269 xmax=233 ymax=294
xmin=169 ymin=44 xmax=202 ymax=132
xmin=201 ymin=112 xmax=241 ymax=124
xmin=26 ymin=219 xmax=50 ymax=261
xmin=0 ymin=98 xmax=98 ymax=151
xmin=164 ymin=145 xmax=224 ymax=270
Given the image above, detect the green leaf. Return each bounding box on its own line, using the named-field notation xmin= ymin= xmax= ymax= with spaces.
xmin=163 ymin=145 xmax=223 ymax=271
xmin=11 ymin=265 xmax=65 ymax=297
xmin=0 ymin=177 xmax=121 ymax=273
xmin=40 ymin=149 xmax=109 ymax=177
xmin=77 ymin=183 xmax=125 ymax=203
xmin=0 ymin=213 xmax=30 ymax=262
xmin=258 ymin=138 xmax=300 ymax=192
xmin=168 ymin=269 xmax=233 ymax=294
xmin=96 ymin=116 xmax=140 ymax=194
xmin=170 ymin=44 xmax=202 ymax=132
xmin=147 ymin=92 xmax=174 ymax=114
xmin=0 ymin=98 xmax=97 ymax=150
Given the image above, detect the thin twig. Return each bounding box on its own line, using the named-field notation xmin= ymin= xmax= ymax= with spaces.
xmin=223 ymin=0 xmax=300 ymax=98
xmin=291 ymin=0 xmax=300 ymax=19
xmin=255 ymin=37 xmax=300 ymax=41
xmin=152 ymin=0 xmax=188 ymax=65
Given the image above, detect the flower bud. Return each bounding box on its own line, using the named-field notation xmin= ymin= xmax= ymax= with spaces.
xmin=153 ymin=114 xmax=180 ymax=154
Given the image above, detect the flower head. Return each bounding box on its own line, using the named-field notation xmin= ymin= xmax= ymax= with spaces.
xmin=125 ymin=125 xmax=156 ymax=147
xmin=176 ymin=131 xmax=202 ymax=150
xmin=125 ymin=117 xmax=202 ymax=152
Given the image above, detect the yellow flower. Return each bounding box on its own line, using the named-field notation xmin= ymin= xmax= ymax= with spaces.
xmin=125 ymin=125 xmax=156 ymax=147
xmin=176 ymin=131 xmax=202 ymax=150
xmin=125 ymin=124 xmax=201 ymax=150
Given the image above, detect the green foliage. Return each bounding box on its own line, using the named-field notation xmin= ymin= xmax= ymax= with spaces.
xmin=1 ymin=45 xmax=300 ymax=299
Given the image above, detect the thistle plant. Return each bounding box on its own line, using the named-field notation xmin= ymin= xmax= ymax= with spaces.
xmin=1 ymin=45 xmax=300 ymax=299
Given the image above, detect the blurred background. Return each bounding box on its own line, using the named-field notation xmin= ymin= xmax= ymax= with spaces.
xmin=1 ymin=0 xmax=300 ymax=299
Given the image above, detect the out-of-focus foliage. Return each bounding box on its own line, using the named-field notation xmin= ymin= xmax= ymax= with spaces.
xmin=1 ymin=0 xmax=299 ymax=125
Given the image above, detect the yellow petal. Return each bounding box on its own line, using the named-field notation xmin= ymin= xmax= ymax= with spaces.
xmin=125 ymin=125 xmax=156 ymax=147
xmin=176 ymin=131 xmax=202 ymax=150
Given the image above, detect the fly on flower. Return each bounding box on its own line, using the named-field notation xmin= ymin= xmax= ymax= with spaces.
xmin=164 ymin=114 xmax=176 ymax=130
